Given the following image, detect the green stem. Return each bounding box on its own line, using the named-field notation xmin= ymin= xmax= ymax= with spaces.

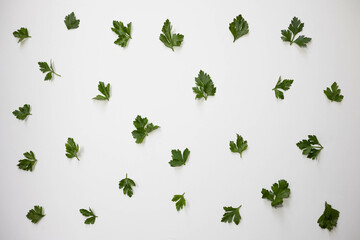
xmin=52 ymin=71 xmax=61 ymax=77
xmin=75 ymin=155 xmax=79 ymax=161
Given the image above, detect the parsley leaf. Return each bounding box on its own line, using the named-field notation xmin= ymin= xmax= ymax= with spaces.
xmin=229 ymin=134 xmax=248 ymax=157
xmin=26 ymin=205 xmax=45 ymax=223
xmin=13 ymin=27 xmax=31 ymax=43
xmin=64 ymin=12 xmax=80 ymax=30
xmin=12 ymin=104 xmax=31 ymax=120
xmin=111 ymin=21 xmax=132 ymax=47
xmin=17 ymin=151 xmax=37 ymax=172
xmin=324 ymin=82 xmax=344 ymax=102
xmin=169 ymin=148 xmax=190 ymax=167
xmin=65 ymin=137 xmax=80 ymax=160
xmin=261 ymin=179 xmax=290 ymax=207
xmin=93 ymin=81 xmax=111 ymax=101
xmin=192 ymin=70 xmax=216 ymax=100
xmin=221 ymin=205 xmax=242 ymax=225
xmin=38 ymin=60 xmax=61 ymax=81
xmin=159 ymin=19 xmax=184 ymax=51
xmin=119 ymin=173 xmax=136 ymax=197
xmin=317 ymin=202 xmax=340 ymax=231
xmin=131 ymin=115 xmax=160 ymax=143
xmin=296 ymin=135 xmax=323 ymax=160
xmin=80 ymin=208 xmax=98 ymax=224
xmin=281 ymin=17 xmax=311 ymax=47
xmin=229 ymin=14 xmax=249 ymax=42
xmin=272 ymin=76 xmax=294 ymax=99
xmin=172 ymin=193 xmax=186 ymax=211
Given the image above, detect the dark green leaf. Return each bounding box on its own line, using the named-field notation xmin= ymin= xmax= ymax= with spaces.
xmin=38 ymin=61 xmax=61 ymax=81
xmin=281 ymin=17 xmax=311 ymax=47
xmin=192 ymin=70 xmax=216 ymax=100
xmin=80 ymin=208 xmax=97 ymax=224
xmin=296 ymin=135 xmax=323 ymax=160
xmin=65 ymin=137 xmax=80 ymax=160
xmin=119 ymin=173 xmax=136 ymax=197
xmin=93 ymin=81 xmax=110 ymax=101
xmin=159 ymin=19 xmax=184 ymax=51
xmin=169 ymin=148 xmax=190 ymax=167
xmin=262 ymin=179 xmax=290 ymax=207
xmin=272 ymin=76 xmax=293 ymax=99
xmin=26 ymin=205 xmax=45 ymax=223
xmin=17 ymin=151 xmax=37 ymax=171
xmin=64 ymin=12 xmax=80 ymax=30
xmin=229 ymin=14 xmax=249 ymax=42
xmin=112 ymin=21 xmax=132 ymax=47
xmin=317 ymin=202 xmax=340 ymax=231
xmin=221 ymin=205 xmax=241 ymax=225
xmin=172 ymin=193 xmax=186 ymax=211
xmin=13 ymin=27 xmax=31 ymax=43
xmin=12 ymin=104 xmax=31 ymax=120
xmin=324 ymin=82 xmax=344 ymax=102
xmin=229 ymin=134 xmax=248 ymax=157
xmin=131 ymin=115 xmax=159 ymax=143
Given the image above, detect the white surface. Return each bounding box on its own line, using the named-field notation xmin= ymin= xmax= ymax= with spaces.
xmin=1 ymin=0 xmax=360 ymax=239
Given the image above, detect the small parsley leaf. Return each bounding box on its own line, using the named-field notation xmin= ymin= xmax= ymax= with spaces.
xmin=272 ymin=76 xmax=294 ymax=99
xmin=65 ymin=137 xmax=80 ymax=160
xmin=281 ymin=17 xmax=311 ymax=47
xmin=296 ymin=135 xmax=323 ymax=160
xmin=159 ymin=19 xmax=184 ymax=51
xmin=192 ymin=70 xmax=216 ymax=100
xmin=324 ymin=82 xmax=344 ymax=102
xmin=317 ymin=201 xmax=340 ymax=231
xmin=17 ymin=151 xmax=37 ymax=172
xmin=26 ymin=205 xmax=45 ymax=223
xmin=131 ymin=115 xmax=160 ymax=143
xmin=111 ymin=21 xmax=132 ymax=47
xmin=13 ymin=27 xmax=31 ymax=43
xmin=169 ymin=148 xmax=190 ymax=167
xmin=229 ymin=14 xmax=249 ymax=42
xmin=93 ymin=81 xmax=111 ymax=101
xmin=12 ymin=104 xmax=31 ymax=120
xmin=119 ymin=173 xmax=136 ymax=197
xmin=38 ymin=60 xmax=61 ymax=81
xmin=172 ymin=193 xmax=186 ymax=211
xmin=80 ymin=208 xmax=98 ymax=224
xmin=64 ymin=12 xmax=80 ymax=30
xmin=221 ymin=205 xmax=242 ymax=225
xmin=261 ymin=179 xmax=290 ymax=207
xmin=229 ymin=134 xmax=248 ymax=157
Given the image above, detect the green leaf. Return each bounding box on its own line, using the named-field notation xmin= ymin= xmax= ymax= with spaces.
xmin=119 ymin=173 xmax=136 ymax=197
xmin=12 ymin=104 xmax=31 ymax=120
xmin=281 ymin=17 xmax=311 ymax=47
xmin=80 ymin=208 xmax=97 ymax=224
xmin=229 ymin=14 xmax=249 ymax=42
xmin=13 ymin=27 xmax=31 ymax=43
xmin=324 ymin=82 xmax=344 ymax=102
xmin=262 ymin=179 xmax=290 ymax=207
xmin=229 ymin=134 xmax=248 ymax=157
xmin=159 ymin=19 xmax=184 ymax=51
xmin=172 ymin=193 xmax=186 ymax=211
xmin=192 ymin=70 xmax=216 ymax=100
xmin=93 ymin=81 xmax=110 ymax=101
xmin=64 ymin=12 xmax=80 ymax=30
xmin=131 ymin=115 xmax=160 ymax=143
xmin=272 ymin=76 xmax=294 ymax=99
xmin=169 ymin=148 xmax=190 ymax=167
xmin=317 ymin=202 xmax=340 ymax=231
xmin=38 ymin=60 xmax=61 ymax=81
xmin=221 ymin=205 xmax=241 ymax=225
xmin=26 ymin=205 xmax=45 ymax=223
xmin=65 ymin=137 xmax=80 ymax=160
xmin=296 ymin=135 xmax=323 ymax=160
xmin=111 ymin=21 xmax=132 ymax=47
xmin=17 ymin=151 xmax=37 ymax=172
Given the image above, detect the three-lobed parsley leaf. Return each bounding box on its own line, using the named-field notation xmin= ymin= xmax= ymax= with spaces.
xmin=159 ymin=19 xmax=184 ymax=51
xmin=296 ymin=135 xmax=323 ymax=160
xmin=80 ymin=208 xmax=98 ymax=224
xmin=64 ymin=12 xmax=80 ymax=30
xmin=229 ymin=134 xmax=248 ymax=157
xmin=261 ymin=179 xmax=291 ymax=207
xmin=272 ymin=76 xmax=293 ymax=99
xmin=169 ymin=148 xmax=190 ymax=167
xmin=172 ymin=193 xmax=186 ymax=211
xmin=65 ymin=137 xmax=80 ymax=160
xmin=111 ymin=21 xmax=132 ymax=47
xmin=281 ymin=17 xmax=311 ymax=47
xmin=17 ymin=151 xmax=37 ymax=172
xmin=324 ymin=82 xmax=344 ymax=102
xmin=26 ymin=205 xmax=45 ymax=223
xmin=229 ymin=14 xmax=249 ymax=42
xmin=192 ymin=70 xmax=216 ymax=100
xmin=93 ymin=81 xmax=111 ymax=101
xmin=13 ymin=27 xmax=31 ymax=43
xmin=131 ymin=115 xmax=160 ymax=143
xmin=317 ymin=201 xmax=340 ymax=231
xmin=38 ymin=60 xmax=61 ymax=81
xmin=119 ymin=173 xmax=136 ymax=197
xmin=221 ymin=205 xmax=242 ymax=225
xmin=13 ymin=104 xmax=31 ymax=120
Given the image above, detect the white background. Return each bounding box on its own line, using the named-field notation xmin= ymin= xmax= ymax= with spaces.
xmin=1 ymin=0 xmax=360 ymax=239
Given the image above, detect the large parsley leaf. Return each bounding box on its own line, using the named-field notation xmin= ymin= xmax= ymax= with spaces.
xmin=317 ymin=202 xmax=340 ymax=231
xmin=272 ymin=76 xmax=293 ymax=99
xmin=80 ymin=208 xmax=98 ymax=224
xmin=17 ymin=151 xmax=37 ymax=172
xmin=229 ymin=134 xmax=248 ymax=157
xmin=64 ymin=12 xmax=80 ymax=30
xmin=93 ymin=81 xmax=110 ymax=101
xmin=65 ymin=137 xmax=80 ymax=160
xmin=169 ymin=148 xmax=190 ymax=167
xmin=324 ymin=82 xmax=344 ymax=102
xmin=192 ymin=70 xmax=216 ymax=100
xmin=111 ymin=21 xmax=132 ymax=47
xmin=281 ymin=17 xmax=311 ymax=47
xmin=296 ymin=135 xmax=323 ymax=160
xmin=12 ymin=104 xmax=31 ymax=120
xmin=13 ymin=27 xmax=31 ymax=43
xmin=38 ymin=60 xmax=61 ymax=81
xmin=119 ymin=173 xmax=136 ymax=197
xmin=172 ymin=193 xmax=186 ymax=211
xmin=261 ymin=179 xmax=290 ymax=207
xmin=159 ymin=19 xmax=183 ymax=51
xmin=221 ymin=205 xmax=241 ymax=225
xmin=131 ymin=115 xmax=160 ymax=143
xmin=229 ymin=14 xmax=249 ymax=42
xmin=26 ymin=205 xmax=45 ymax=223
